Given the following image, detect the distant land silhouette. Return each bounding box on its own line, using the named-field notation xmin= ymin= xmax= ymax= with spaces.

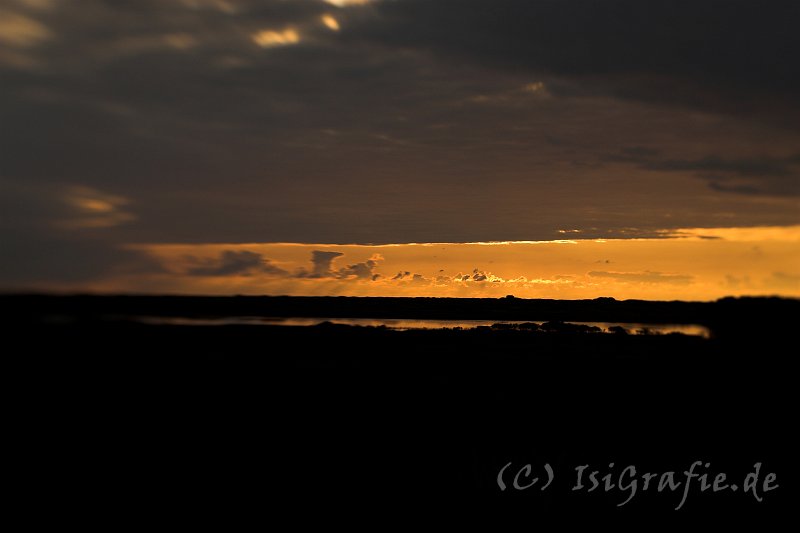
xmin=5 ymin=294 xmax=796 ymax=525
xmin=3 ymin=294 xmax=798 ymax=338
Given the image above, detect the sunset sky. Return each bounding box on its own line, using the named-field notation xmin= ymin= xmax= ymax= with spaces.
xmin=1 ymin=0 xmax=798 ymax=299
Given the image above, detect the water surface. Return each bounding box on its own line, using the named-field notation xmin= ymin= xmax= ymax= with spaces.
xmin=134 ymin=316 xmax=710 ymax=337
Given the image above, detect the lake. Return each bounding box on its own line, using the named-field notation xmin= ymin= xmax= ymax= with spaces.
xmin=133 ymin=316 xmax=711 ymax=337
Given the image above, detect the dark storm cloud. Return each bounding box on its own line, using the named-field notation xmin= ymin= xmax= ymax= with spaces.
xmin=185 ymin=250 xmax=287 ymax=276
xmin=296 ymin=251 xmax=345 ymax=278
xmin=611 ymin=149 xmax=800 ymax=196
xmin=388 ymin=271 xmax=430 ymax=284
xmin=337 ymin=254 xmax=382 ymax=279
xmin=471 ymin=269 xmax=487 ymax=282
xmin=646 ymin=155 xmax=800 ymax=177
xmin=295 ymin=250 xmax=383 ymax=279
xmin=354 ymin=0 xmax=800 ymax=124
xmin=706 ymin=182 xmax=761 ymax=196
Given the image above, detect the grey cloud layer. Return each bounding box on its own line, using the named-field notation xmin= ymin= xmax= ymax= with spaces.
xmin=610 ymin=149 xmax=800 ymax=196
xmin=186 ymin=250 xmax=287 ymax=276
xmin=354 ymin=0 xmax=800 ymax=124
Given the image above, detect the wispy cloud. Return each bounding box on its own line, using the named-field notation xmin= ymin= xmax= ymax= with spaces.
xmin=588 ymin=271 xmax=693 ymax=285
xmin=58 ymin=186 xmax=135 ymax=229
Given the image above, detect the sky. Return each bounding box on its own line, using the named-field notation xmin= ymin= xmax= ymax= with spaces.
xmin=1 ymin=0 xmax=798 ymax=299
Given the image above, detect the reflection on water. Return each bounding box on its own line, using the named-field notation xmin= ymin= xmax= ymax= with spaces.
xmin=134 ymin=316 xmax=710 ymax=337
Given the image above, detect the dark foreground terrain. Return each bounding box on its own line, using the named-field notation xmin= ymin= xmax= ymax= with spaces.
xmin=5 ymin=295 xmax=798 ymax=526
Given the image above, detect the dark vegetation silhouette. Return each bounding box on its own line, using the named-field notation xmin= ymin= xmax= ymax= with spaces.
xmin=4 ymin=294 xmax=796 ymax=525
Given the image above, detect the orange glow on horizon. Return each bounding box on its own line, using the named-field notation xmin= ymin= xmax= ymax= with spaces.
xmin=50 ymin=225 xmax=797 ymax=301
